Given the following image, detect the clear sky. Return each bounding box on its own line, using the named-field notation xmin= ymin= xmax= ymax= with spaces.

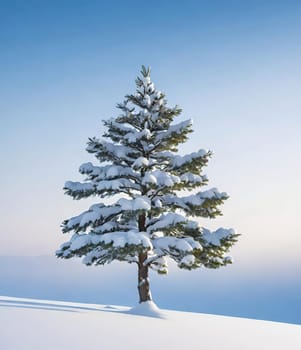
xmin=1 ymin=0 xmax=301 ymax=274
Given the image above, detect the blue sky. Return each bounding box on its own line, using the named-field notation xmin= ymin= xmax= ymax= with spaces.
xmin=1 ymin=0 xmax=301 ymax=323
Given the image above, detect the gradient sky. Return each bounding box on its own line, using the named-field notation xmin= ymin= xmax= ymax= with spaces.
xmin=1 ymin=0 xmax=301 ymax=278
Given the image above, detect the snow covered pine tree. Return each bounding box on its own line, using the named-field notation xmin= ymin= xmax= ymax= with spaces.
xmin=56 ymin=66 xmax=238 ymax=303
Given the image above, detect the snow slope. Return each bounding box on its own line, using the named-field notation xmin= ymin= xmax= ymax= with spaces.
xmin=1 ymin=296 xmax=300 ymax=350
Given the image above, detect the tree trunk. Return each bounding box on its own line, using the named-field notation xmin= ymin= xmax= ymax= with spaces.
xmin=138 ymin=252 xmax=152 ymax=303
xmin=137 ymin=213 xmax=152 ymax=303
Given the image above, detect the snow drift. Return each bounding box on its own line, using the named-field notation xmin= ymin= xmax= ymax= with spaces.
xmin=1 ymin=296 xmax=300 ymax=350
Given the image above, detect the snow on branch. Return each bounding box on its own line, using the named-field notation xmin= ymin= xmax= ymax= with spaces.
xmin=155 ymin=149 xmax=212 ymax=174
xmin=57 ymin=230 xmax=153 ymax=264
xmin=117 ymin=197 xmax=151 ymax=211
xmin=86 ymin=138 xmax=139 ymax=164
xmin=104 ymin=118 xmax=136 ymax=135
xmin=201 ymin=227 xmax=236 ymax=247
xmin=64 ymin=178 xmax=140 ymax=199
xmin=132 ymin=157 xmax=150 ymax=170
xmin=163 ymin=188 xmax=228 ymax=218
xmin=63 ymin=196 xmax=153 ymax=234
xmin=142 ymin=170 xmax=181 ymax=188
xmin=153 ymin=236 xmax=202 ymax=254
xmin=95 ymin=178 xmax=140 ymax=196
xmin=79 ymin=162 xmax=138 ymax=181
xmin=195 ymin=227 xmax=239 ymax=268
xmin=152 ymin=236 xmax=202 ymax=269
xmin=171 ymin=149 xmax=209 ymax=168
xmin=179 ymin=172 xmax=208 ymax=188
xmin=124 ymin=128 xmax=153 ymax=144
xmin=65 ymin=160 xmax=142 ymax=199
xmin=64 ymin=181 xmax=95 ymax=199
xmin=146 ymin=212 xmax=187 ymax=234
xmin=62 ymin=204 xmax=123 ymax=233
xmin=153 ymin=119 xmax=193 ymax=149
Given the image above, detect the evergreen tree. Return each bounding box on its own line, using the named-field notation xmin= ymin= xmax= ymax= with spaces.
xmin=56 ymin=66 xmax=238 ymax=303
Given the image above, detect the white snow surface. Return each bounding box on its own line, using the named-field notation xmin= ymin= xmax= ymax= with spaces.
xmin=1 ymin=296 xmax=300 ymax=350
xmin=126 ymin=300 xmax=165 ymax=318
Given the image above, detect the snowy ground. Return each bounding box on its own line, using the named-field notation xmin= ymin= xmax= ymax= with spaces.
xmin=1 ymin=296 xmax=300 ymax=350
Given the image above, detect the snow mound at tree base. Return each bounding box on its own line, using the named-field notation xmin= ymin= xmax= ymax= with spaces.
xmin=126 ymin=300 xmax=166 ymax=318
